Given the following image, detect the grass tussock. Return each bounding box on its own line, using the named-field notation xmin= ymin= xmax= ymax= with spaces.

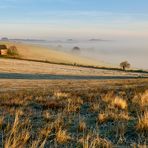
xmin=78 ymin=120 xmax=87 ymax=132
xmin=54 ymin=91 xmax=70 ymax=100
xmin=66 ymin=97 xmax=83 ymax=113
xmin=89 ymin=103 xmax=100 ymax=112
xmin=4 ymin=113 xmax=31 ymax=148
xmin=111 ymin=97 xmax=127 ymax=110
xmin=136 ymin=111 xmax=148 ymax=133
xmin=97 ymin=111 xmax=130 ymax=123
xmin=56 ymin=128 xmax=71 ymax=144
xmin=133 ymin=90 xmax=148 ymax=108
xmin=78 ymin=133 xmax=112 ymax=148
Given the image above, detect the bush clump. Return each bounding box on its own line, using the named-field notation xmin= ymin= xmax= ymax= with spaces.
xmin=7 ymin=46 xmax=19 ymax=56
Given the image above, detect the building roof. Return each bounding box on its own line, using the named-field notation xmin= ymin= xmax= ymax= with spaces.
xmin=0 ymin=45 xmax=7 ymax=49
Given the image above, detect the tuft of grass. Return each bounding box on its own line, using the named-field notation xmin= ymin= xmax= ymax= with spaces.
xmin=79 ymin=133 xmax=112 ymax=148
xmin=78 ymin=120 xmax=87 ymax=132
xmin=54 ymin=91 xmax=69 ymax=100
xmin=97 ymin=113 xmax=107 ymax=124
xmin=56 ymin=128 xmax=71 ymax=144
xmin=111 ymin=97 xmax=127 ymax=110
xmin=40 ymin=125 xmax=52 ymax=138
xmin=0 ymin=116 xmax=4 ymax=129
xmin=133 ymin=90 xmax=148 ymax=108
xmin=53 ymin=114 xmax=64 ymax=132
xmin=42 ymin=110 xmax=51 ymax=122
xmin=66 ymin=97 xmax=83 ymax=113
xmin=4 ymin=113 xmax=31 ymax=148
xmin=136 ymin=111 xmax=148 ymax=133
xmin=97 ymin=111 xmax=130 ymax=123
xmin=140 ymin=90 xmax=148 ymax=107
xmin=89 ymin=103 xmax=99 ymax=112
xmin=102 ymin=91 xmax=115 ymax=103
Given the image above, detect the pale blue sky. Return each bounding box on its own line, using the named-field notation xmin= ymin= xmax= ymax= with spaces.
xmin=0 ymin=0 xmax=148 ymax=39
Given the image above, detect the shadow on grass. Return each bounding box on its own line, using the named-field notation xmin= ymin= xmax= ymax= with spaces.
xmin=0 ymin=73 xmax=146 ymax=80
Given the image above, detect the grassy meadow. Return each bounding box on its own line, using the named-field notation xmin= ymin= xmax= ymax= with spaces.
xmin=0 ymin=79 xmax=147 ymax=147
xmin=0 ymin=41 xmax=108 ymax=67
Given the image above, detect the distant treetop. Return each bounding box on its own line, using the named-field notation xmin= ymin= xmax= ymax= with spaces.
xmin=73 ymin=46 xmax=80 ymax=50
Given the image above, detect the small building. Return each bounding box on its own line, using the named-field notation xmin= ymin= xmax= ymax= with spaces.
xmin=0 ymin=45 xmax=8 ymax=55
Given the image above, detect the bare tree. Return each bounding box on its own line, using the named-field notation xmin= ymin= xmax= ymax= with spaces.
xmin=120 ymin=61 xmax=130 ymax=71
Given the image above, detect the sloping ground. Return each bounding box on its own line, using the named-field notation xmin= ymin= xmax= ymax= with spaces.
xmin=0 ymin=41 xmax=109 ymax=67
xmin=0 ymin=58 xmax=147 ymax=77
xmin=0 ymin=79 xmax=148 ymax=92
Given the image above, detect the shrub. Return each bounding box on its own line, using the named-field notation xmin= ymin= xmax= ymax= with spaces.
xmin=7 ymin=46 xmax=19 ymax=56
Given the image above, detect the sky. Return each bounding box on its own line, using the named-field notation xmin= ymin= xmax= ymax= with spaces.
xmin=0 ymin=0 xmax=148 ymax=39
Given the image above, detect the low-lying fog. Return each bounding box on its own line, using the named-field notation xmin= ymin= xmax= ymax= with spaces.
xmin=21 ymin=39 xmax=148 ymax=70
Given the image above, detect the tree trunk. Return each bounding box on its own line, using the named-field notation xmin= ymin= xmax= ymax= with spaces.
xmin=123 ymin=66 xmax=125 ymax=71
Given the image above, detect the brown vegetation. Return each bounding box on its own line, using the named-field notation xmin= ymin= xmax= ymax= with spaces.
xmin=0 ymin=80 xmax=148 ymax=147
xmin=7 ymin=45 xmax=19 ymax=56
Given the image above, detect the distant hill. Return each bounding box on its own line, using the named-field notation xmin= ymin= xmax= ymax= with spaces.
xmin=89 ymin=38 xmax=110 ymax=42
xmin=1 ymin=37 xmax=9 ymax=41
xmin=0 ymin=41 xmax=109 ymax=67
xmin=9 ymin=39 xmax=47 ymax=42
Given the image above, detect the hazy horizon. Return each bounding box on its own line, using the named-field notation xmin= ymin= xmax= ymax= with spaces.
xmin=0 ymin=0 xmax=148 ymax=38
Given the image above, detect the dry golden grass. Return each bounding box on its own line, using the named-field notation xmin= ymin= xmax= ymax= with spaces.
xmin=97 ymin=111 xmax=130 ymax=123
xmin=54 ymin=91 xmax=70 ymax=100
xmin=140 ymin=90 xmax=148 ymax=106
xmin=30 ymin=139 xmax=47 ymax=148
xmin=78 ymin=120 xmax=87 ymax=132
xmin=4 ymin=113 xmax=31 ymax=148
xmin=78 ymin=133 xmax=112 ymax=148
xmin=0 ymin=116 xmax=4 ymax=129
xmin=133 ymin=90 xmax=148 ymax=109
xmin=89 ymin=103 xmax=100 ymax=112
xmin=1 ymin=41 xmax=107 ymax=67
xmin=102 ymin=91 xmax=115 ymax=103
xmin=97 ymin=113 xmax=107 ymax=123
xmin=40 ymin=125 xmax=52 ymax=138
xmin=0 ymin=80 xmax=147 ymax=147
xmin=56 ymin=128 xmax=71 ymax=144
xmin=66 ymin=97 xmax=83 ymax=113
xmin=53 ymin=114 xmax=64 ymax=132
xmin=42 ymin=110 xmax=51 ymax=121
xmin=136 ymin=111 xmax=148 ymax=133
xmin=111 ymin=97 xmax=127 ymax=110
xmin=3 ymin=111 xmax=52 ymax=147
